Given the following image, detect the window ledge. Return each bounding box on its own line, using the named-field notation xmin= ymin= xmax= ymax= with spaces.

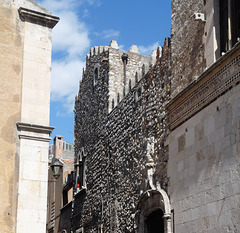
xmin=60 ymin=201 xmax=72 ymax=211
xmin=75 ymin=187 xmax=87 ymax=197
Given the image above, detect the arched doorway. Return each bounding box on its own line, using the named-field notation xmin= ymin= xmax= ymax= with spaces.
xmin=136 ymin=189 xmax=172 ymax=233
xmin=145 ymin=209 xmax=164 ymax=233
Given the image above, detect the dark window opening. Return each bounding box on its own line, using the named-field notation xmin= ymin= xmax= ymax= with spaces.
xmin=135 ymin=72 xmax=138 ymax=83
xmin=63 ymin=190 xmax=68 ymax=206
xmin=220 ymin=0 xmax=229 ymax=53
xmin=129 ymin=79 xmax=132 ymax=90
xmin=117 ymin=93 xmax=120 ymax=103
xmin=112 ymin=99 xmax=115 ymax=109
xmin=220 ymin=0 xmax=240 ymax=54
xmin=94 ymin=67 xmax=98 ymax=85
xmin=142 ymin=64 xmax=145 ymax=76
xmin=77 ymin=152 xmax=86 ymax=189
xmin=231 ymin=0 xmax=240 ymax=46
xmin=145 ymin=209 xmax=164 ymax=233
xmin=137 ymin=87 xmax=142 ymax=98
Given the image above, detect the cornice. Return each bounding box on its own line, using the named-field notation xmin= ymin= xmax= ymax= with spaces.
xmin=167 ymin=42 xmax=240 ymax=131
xmin=18 ymin=7 xmax=59 ymax=28
xmin=16 ymin=122 xmax=55 ymax=141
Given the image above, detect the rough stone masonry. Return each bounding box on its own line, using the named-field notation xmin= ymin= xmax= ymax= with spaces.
xmin=72 ymin=38 xmax=171 ymax=233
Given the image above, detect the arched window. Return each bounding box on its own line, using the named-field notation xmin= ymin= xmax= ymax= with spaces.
xmin=76 ymin=149 xmax=86 ymax=190
xmin=129 ymin=79 xmax=132 ymax=90
xmin=142 ymin=64 xmax=145 ymax=76
xmin=112 ymin=99 xmax=115 ymax=109
xmin=94 ymin=67 xmax=98 ymax=83
xmin=137 ymin=87 xmax=142 ymax=98
xmin=135 ymin=72 xmax=138 ymax=84
xmin=117 ymin=93 xmax=120 ymax=103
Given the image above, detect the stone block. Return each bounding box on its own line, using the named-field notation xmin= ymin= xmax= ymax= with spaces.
xmin=178 ymin=134 xmax=186 ymax=152
xmin=186 ymin=127 xmax=195 ymax=148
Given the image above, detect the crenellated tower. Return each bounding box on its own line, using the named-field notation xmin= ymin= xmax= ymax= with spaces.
xmin=74 ymin=40 xmax=162 ymax=151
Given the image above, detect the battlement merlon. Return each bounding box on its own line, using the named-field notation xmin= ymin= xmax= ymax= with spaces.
xmin=85 ymin=40 xmax=161 ymax=65
xmin=78 ymin=40 xmax=164 ymax=112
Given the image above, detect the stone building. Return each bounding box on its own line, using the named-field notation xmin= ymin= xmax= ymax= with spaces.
xmin=0 ymin=1 xmax=58 ymax=232
xmin=47 ymin=136 xmax=74 ymax=233
xmin=73 ymin=0 xmax=240 ymax=232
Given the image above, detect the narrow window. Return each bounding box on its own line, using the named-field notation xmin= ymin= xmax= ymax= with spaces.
xmin=129 ymin=79 xmax=132 ymax=90
xmin=117 ymin=93 xmax=120 ymax=103
xmin=231 ymin=0 xmax=240 ymax=46
xmin=94 ymin=67 xmax=98 ymax=85
xmin=135 ymin=72 xmax=138 ymax=84
xmin=137 ymin=87 xmax=142 ymax=98
xmin=142 ymin=64 xmax=145 ymax=76
xmin=220 ymin=0 xmax=240 ymax=53
xmin=112 ymin=99 xmax=115 ymax=109
xmin=77 ymin=152 xmax=86 ymax=189
xmin=220 ymin=0 xmax=229 ymax=53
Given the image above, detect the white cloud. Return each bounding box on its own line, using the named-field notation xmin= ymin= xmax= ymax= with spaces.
xmin=138 ymin=41 xmax=160 ymax=56
xmin=102 ymin=29 xmax=120 ymax=39
xmin=82 ymin=9 xmax=89 ymax=18
xmin=52 ymin=11 xmax=90 ymax=58
xmin=94 ymin=29 xmax=120 ymax=39
xmin=36 ymin=0 xmax=92 ymax=113
xmin=51 ymin=58 xmax=85 ymax=112
xmin=39 ymin=0 xmax=100 ymax=12
xmin=36 ymin=0 xmax=119 ymax=115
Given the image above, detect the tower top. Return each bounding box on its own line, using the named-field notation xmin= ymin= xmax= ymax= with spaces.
xmin=109 ymin=40 xmax=119 ymax=49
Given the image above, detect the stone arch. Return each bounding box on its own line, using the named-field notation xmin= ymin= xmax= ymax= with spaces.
xmin=136 ymin=189 xmax=171 ymax=233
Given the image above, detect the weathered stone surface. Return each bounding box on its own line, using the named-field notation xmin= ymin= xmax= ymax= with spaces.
xmin=0 ymin=1 xmax=57 ymax=232
xmin=72 ymin=1 xmax=240 ymax=232
xmin=73 ymin=39 xmax=171 ymax=233
xmin=171 ymin=0 xmax=206 ymax=98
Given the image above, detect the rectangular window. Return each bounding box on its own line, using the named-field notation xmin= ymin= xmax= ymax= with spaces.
xmin=231 ymin=0 xmax=240 ymax=46
xmin=220 ymin=0 xmax=240 ymax=54
xmin=220 ymin=0 xmax=229 ymax=53
xmin=77 ymin=155 xmax=86 ymax=190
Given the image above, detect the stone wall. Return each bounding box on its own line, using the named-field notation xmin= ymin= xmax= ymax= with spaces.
xmin=0 ymin=2 xmax=23 ymax=231
xmin=167 ymin=46 xmax=240 ymax=232
xmin=0 ymin=1 xmax=58 ymax=232
xmin=73 ymin=39 xmax=171 ymax=233
xmin=167 ymin=85 xmax=240 ymax=232
xmin=171 ymin=0 xmax=206 ymax=97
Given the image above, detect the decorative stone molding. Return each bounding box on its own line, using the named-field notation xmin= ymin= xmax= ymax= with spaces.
xmin=136 ymin=189 xmax=172 ymax=233
xmin=18 ymin=7 xmax=59 ymax=28
xmin=16 ymin=122 xmax=54 ymax=142
xmin=167 ymin=43 xmax=240 ymax=130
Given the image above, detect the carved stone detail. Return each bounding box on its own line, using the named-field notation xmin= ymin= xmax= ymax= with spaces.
xmin=168 ymin=54 xmax=240 ymax=130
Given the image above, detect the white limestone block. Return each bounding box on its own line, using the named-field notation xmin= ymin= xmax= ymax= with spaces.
xmin=128 ymin=45 xmax=139 ymax=54
xmin=186 ymin=127 xmax=195 ymax=147
xmin=109 ymin=40 xmax=119 ymax=49
xmin=90 ymin=47 xmax=94 ymax=56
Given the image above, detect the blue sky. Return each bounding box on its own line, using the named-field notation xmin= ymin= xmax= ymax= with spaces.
xmin=35 ymin=0 xmax=171 ymax=145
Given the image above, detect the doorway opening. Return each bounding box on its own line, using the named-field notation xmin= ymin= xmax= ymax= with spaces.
xmin=145 ymin=209 xmax=164 ymax=233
